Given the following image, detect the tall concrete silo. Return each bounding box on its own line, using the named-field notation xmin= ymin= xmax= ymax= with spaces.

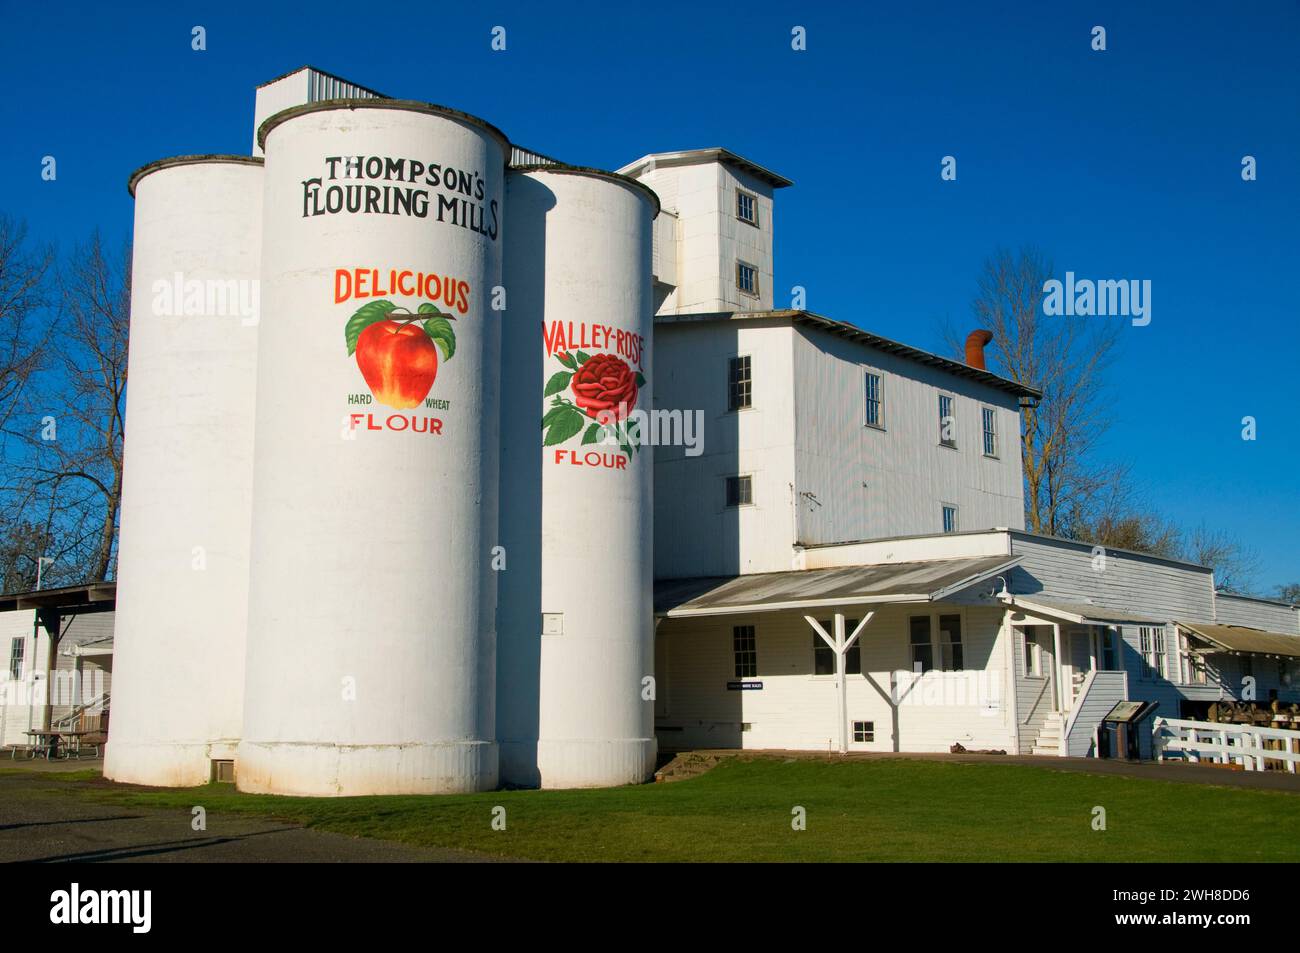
xmin=498 ymin=166 xmax=658 ymax=788
xmin=105 ymin=156 xmax=264 ymax=787
xmin=238 ymin=101 xmax=507 ymax=796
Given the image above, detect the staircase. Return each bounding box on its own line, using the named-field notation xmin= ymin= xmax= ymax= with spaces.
xmin=1031 ymin=712 xmax=1065 ymax=756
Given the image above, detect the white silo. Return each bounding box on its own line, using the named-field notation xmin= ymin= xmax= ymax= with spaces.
xmin=238 ymin=101 xmax=507 ymax=796
xmin=498 ymin=166 xmax=657 ymax=788
xmin=105 ymin=156 xmax=264 ymax=787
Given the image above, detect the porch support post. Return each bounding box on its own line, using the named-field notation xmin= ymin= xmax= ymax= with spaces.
xmin=1051 ymin=622 xmax=1064 ymax=712
xmin=806 ymin=611 xmax=875 ymax=755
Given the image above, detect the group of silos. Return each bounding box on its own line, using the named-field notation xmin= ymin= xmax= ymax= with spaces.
xmin=105 ymin=99 xmax=658 ymax=795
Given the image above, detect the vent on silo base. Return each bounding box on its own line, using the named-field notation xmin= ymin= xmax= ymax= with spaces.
xmin=211 ymin=760 xmax=236 ymax=784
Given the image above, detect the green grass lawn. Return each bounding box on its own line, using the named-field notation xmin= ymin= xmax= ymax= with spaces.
xmin=13 ymin=756 xmax=1300 ymax=861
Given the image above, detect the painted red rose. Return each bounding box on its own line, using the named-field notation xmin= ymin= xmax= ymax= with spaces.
xmin=570 ymin=353 xmax=639 ymax=421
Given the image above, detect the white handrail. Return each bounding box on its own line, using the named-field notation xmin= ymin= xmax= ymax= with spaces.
xmin=1153 ymin=716 xmax=1300 ymax=773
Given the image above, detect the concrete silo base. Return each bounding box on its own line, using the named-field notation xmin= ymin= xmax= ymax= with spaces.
xmin=536 ymin=737 xmax=657 ymax=789
xmin=233 ymin=740 xmax=498 ymax=797
xmin=104 ymin=739 xmax=239 ymax=788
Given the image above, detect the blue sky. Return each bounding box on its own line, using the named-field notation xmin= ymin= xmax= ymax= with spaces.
xmin=1 ymin=1 xmax=1297 ymax=590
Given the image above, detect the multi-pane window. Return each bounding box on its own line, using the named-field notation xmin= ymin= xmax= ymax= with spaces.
xmin=982 ymin=406 xmax=997 ymax=457
xmin=733 ymin=625 xmax=757 ymax=678
xmin=938 ymin=614 xmax=963 ymax=671
xmin=725 ymin=475 xmax=753 ymax=507
xmin=864 ymin=372 xmax=882 ymax=428
xmin=728 ymin=355 xmax=752 ymax=410
xmin=1179 ymin=634 xmax=1208 ymax=685
xmin=1101 ymin=628 xmax=1119 ymax=670
xmin=812 ymin=620 xmax=862 ymax=676
xmin=1139 ymin=626 xmax=1165 ymax=679
xmin=938 ymin=394 xmax=956 ymax=447
xmin=909 ymin=616 xmax=933 ymax=673
xmin=736 ymin=190 xmax=757 ymax=225
xmin=8 ymin=637 xmax=23 ymax=681
xmin=1023 ymin=629 xmax=1041 ymax=676
xmin=736 ymin=260 xmax=759 ymax=296
xmin=942 ymin=505 xmax=959 ymax=534
xmin=852 ymin=721 xmax=874 ymax=743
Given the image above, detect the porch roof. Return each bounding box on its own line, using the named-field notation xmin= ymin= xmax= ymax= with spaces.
xmin=654 ymin=555 xmax=1019 ymax=618
xmin=1001 ymin=595 xmax=1163 ymax=626
xmin=1176 ymin=620 xmax=1300 ymax=659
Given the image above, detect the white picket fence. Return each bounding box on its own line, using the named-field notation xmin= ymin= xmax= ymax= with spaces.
xmin=1153 ymin=717 xmax=1300 ymax=773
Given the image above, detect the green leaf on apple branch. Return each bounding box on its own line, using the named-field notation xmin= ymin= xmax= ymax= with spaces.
xmin=417 ymin=302 xmax=455 ymax=319
xmin=543 ymin=407 xmax=587 ymax=446
xmin=635 ymin=372 xmax=646 ymax=388
xmin=344 ymin=300 xmax=397 ymax=356
xmin=544 ymin=371 xmax=573 ymax=398
xmin=582 ymin=423 xmax=601 ymax=445
xmin=556 ymin=351 xmax=577 ymax=370
xmin=575 ymin=351 xmax=591 ymax=364
xmin=423 ymin=317 xmax=457 ymax=362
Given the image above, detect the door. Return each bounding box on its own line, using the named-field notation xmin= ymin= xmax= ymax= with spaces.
xmin=1065 ymin=628 xmax=1093 ymax=708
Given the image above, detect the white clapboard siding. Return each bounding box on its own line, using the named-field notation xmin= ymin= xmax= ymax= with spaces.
xmin=1213 ymin=592 xmax=1300 ymax=634
xmin=792 ymin=326 xmax=1025 ymax=546
xmin=655 ymin=603 xmax=1014 ymax=753
xmin=1065 ymin=671 xmax=1128 ymax=757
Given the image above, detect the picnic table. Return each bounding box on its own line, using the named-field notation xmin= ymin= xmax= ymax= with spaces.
xmin=14 ymin=729 xmax=98 ymax=760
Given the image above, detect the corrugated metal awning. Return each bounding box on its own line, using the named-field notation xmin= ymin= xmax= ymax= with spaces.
xmin=1176 ymin=620 xmax=1300 ymax=659
xmin=1002 ymin=595 xmax=1163 ymax=626
xmin=655 ymin=555 xmax=1019 ymax=618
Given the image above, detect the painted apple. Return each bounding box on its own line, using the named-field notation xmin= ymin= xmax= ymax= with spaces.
xmin=355 ymin=320 xmax=438 ymax=409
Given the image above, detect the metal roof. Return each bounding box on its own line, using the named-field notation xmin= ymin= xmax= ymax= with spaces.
xmin=1003 ymin=595 xmax=1163 ymax=626
xmin=617 ymin=148 xmax=793 ymax=189
xmin=655 ymin=555 xmax=1019 ymax=618
xmin=1176 ymin=620 xmax=1300 ymax=659
xmin=654 ymin=310 xmax=1041 ymax=401
xmin=0 ymin=581 xmax=116 ymax=613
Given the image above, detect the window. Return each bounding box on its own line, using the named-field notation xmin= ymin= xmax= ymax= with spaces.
xmin=8 ymin=637 xmax=23 ymax=681
xmin=725 ymin=475 xmax=753 ymax=507
xmin=812 ymin=620 xmax=862 ymax=676
xmin=938 ymin=614 xmax=963 ymax=671
xmin=736 ymin=260 xmax=759 ymax=296
xmin=942 ymin=504 xmax=959 ymax=534
xmin=1023 ymin=629 xmax=1041 ymax=676
xmin=1101 ymin=628 xmax=1119 ymax=670
xmin=736 ymin=189 xmax=758 ymax=225
xmin=852 ymin=721 xmax=874 ymax=743
xmin=727 ymin=355 xmax=752 ymax=411
xmin=1139 ymin=626 xmax=1165 ymax=679
xmin=1179 ymin=634 xmax=1207 ymax=685
xmin=864 ymin=372 xmax=882 ymax=428
xmin=733 ymin=625 xmax=757 ymax=678
xmin=982 ymin=406 xmax=997 ymax=457
xmin=938 ymin=394 xmax=956 ymax=447
xmin=909 ymin=616 xmax=933 ymax=672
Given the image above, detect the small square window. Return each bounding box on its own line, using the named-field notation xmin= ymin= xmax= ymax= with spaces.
xmin=736 ymin=190 xmax=758 ymax=225
xmin=853 ymin=721 xmax=874 ymax=743
xmin=726 ymin=475 xmax=753 ymax=507
xmin=736 ymin=260 xmax=759 ymax=296
xmin=728 ymin=355 xmax=752 ymax=410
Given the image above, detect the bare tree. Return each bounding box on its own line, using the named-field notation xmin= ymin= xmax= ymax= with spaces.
xmin=1183 ymin=522 xmax=1259 ymax=594
xmin=12 ymin=232 xmax=129 ymax=584
xmin=956 ymin=247 xmax=1124 ymax=537
xmin=0 ymin=216 xmax=54 ymax=445
xmin=1275 ymin=583 xmax=1300 ymax=605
